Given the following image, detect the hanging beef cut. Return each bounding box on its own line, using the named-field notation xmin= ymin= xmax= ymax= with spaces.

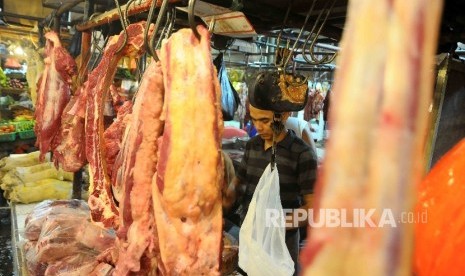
xmin=85 ymin=21 xmax=152 ymax=229
xmin=153 ymin=25 xmax=223 ymax=275
xmin=104 ymin=100 xmax=133 ymax=182
xmin=112 ymin=60 xmax=164 ymax=275
xmin=52 ymin=86 xmax=87 ymax=172
xmin=300 ymin=0 xmax=443 ymax=275
xmin=34 ymin=31 xmax=77 ymax=161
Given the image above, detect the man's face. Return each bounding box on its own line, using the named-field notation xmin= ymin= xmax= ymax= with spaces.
xmin=249 ymin=105 xmax=274 ymax=141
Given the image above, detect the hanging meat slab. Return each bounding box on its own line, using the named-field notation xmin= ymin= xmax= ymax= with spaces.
xmin=153 ymin=25 xmax=223 ymax=275
xmin=112 ymin=60 xmax=164 ymax=275
xmin=85 ymin=21 xmax=152 ymax=229
xmin=52 ymin=87 xmax=87 ymax=172
xmin=104 ymin=100 xmax=133 ymax=182
xmin=34 ymin=31 xmax=77 ymax=161
xmin=300 ymin=0 xmax=443 ymax=275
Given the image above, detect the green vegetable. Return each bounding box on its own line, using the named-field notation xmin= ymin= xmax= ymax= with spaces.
xmin=14 ymin=120 xmax=35 ymax=131
xmin=0 ymin=67 xmax=7 ymax=87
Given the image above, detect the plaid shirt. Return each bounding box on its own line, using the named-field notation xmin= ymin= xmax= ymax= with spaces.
xmin=236 ymin=129 xmax=318 ymax=223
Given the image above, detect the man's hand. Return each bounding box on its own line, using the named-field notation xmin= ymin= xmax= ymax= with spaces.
xmin=285 ymin=193 xmax=314 ymax=229
xmin=222 ymin=177 xmax=243 ymax=213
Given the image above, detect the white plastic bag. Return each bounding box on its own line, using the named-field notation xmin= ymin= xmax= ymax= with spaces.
xmin=239 ymin=164 xmax=295 ymax=276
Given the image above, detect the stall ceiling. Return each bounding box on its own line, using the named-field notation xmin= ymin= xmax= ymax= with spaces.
xmin=42 ymin=0 xmax=86 ymax=13
xmin=1 ymin=0 xmax=465 ymax=55
xmin=3 ymin=0 xmax=53 ymax=26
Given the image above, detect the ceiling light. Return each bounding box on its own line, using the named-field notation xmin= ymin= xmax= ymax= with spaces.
xmin=14 ymin=46 xmax=24 ymax=56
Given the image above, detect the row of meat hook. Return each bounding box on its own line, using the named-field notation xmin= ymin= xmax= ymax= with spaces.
xmin=281 ymin=0 xmax=316 ymax=70
xmin=301 ymin=0 xmax=338 ymax=65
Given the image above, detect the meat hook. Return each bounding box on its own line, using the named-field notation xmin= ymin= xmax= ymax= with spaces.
xmin=302 ymin=0 xmax=337 ymax=65
xmin=89 ymin=35 xmax=109 ymax=70
xmin=143 ymin=0 xmax=158 ymax=58
xmin=150 ymin=0 xmax=171 ymax=61
xmin=155 ymin=7 xmax=177 ymax=50
xmin=188 ymin=0 xmax=201 ymax=40
xmin=271 ymin=0 xmax=308 ymax=86
xmin=270 ymin=112 xmax=284 ymax=170
xmin=144 ymin=0 xmax=171 ymax=61
xmin=274 ymin=1 xmax=293 ymax=68
xmin=124 ymin=0 xmax=137 ymax=28
xmin=208 ymin=16 xmax=216 ymax=33
xmin=281 ymin=0 xmax=316 ymax=69
xmin=114 ymin=0 xmax=129 ymax=54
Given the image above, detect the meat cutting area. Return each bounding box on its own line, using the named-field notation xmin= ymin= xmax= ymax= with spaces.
xmin=0 ymin=0 xmax=465 ymax=275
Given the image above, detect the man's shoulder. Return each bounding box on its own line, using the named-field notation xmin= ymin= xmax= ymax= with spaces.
xmin=246 ymin=135 xmax=262 ymax=148
xmin=290 ymin=136 xmax=318 ymax=162
xmin=289 ymin=135 xmax=312 ymax=153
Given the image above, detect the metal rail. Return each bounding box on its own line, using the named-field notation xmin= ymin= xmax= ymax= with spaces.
xmin=40 ymin=0 xmax=85 ymax=32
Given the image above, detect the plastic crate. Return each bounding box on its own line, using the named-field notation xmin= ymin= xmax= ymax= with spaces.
xmin=0 ymin=132 xmax=16 ymax=142
xmin=13 ymin=120 xmax=35 ymax=132
xmin=18 ymin=130 xmax=36 ymax=140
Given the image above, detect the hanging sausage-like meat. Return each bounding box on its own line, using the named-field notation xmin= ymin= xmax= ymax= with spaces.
xmin=300 ymin=0 xmax=443 ymax=275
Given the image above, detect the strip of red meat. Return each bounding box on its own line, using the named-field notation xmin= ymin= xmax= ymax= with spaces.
xmin=34 ymin=31 xmax=77 ymax=161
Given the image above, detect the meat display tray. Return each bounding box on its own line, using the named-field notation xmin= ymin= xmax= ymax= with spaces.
xmin=10 ymin=203 xmax=245 ymax=275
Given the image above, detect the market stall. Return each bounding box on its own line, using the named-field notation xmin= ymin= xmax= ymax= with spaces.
xmin=1 ymin=0 xmax=464 ymax=275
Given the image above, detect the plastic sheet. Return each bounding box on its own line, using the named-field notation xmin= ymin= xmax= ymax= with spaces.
xmin=9 ymin=180 xmax=73 ymax=204
xmin=23 ymin=200 xmax=116 ymax=276
xmin=44 ymin=252 xmax=98 ymax=276
xmin=24 ymin=240 xmax=48 ymax=276
xmin=35 ymin=213 xmax=91 ymax=263
xmin=0 ymin=151 xmax=48 ymax=172
xmin=239 ymin=164 xmax=294 ymax=276
xmin=213 ymin=53 xmax=240 ymax=121
xmin=24 ymin=200 xmax=89 ymax=241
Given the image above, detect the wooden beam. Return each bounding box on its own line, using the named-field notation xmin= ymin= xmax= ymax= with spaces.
xmin=76 ymin=0 xmax=181 ymax=31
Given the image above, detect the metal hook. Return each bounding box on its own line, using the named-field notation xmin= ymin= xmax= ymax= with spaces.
xmin=166 ymin=7 xmax=176 ymax=37
xmin=301 ymin=4 xmax=326 ymax=64
xmin=282 ymin=0 xmax=316 ymax=69
xmin=155 ymin=7 xmax=176 ymax=50
xmin=91 ymin=29 xmax=106 ymax=53
xmin=45 ymin=10 xmax=57 ymax=31
xmin=257 ymin=43 xmax=264 ymax=70
xmin=274 ymin=1 xmax=293 ymax=68
xmin=114 ymin=0 xmax=129 ymax=54
xmin=307 ymin=0 xmax=337 ymax=64
xmin=188 ymin=0 xmax=201 ymax=40
xmin=144 ymin=0 xmax=170 ymax=61
xmin=275 ymin=0 xmax=293 ymax=49
xmin=124 ymin=0 xmax=137 ymax=27
xmin=149 ymin=0 xmax=171 ymax=61
xmin=143 ymin=0 xmax=157 ymax=58
xmin=90 ymin=36 xmax=109 ymax=71
xmin=302 ymin=0 xmax=337 ymax=65
xmin=165 ymin=7 xmax=176 ymax=38
xmin=270 ymin=112 xmax=284 ymax=170
xmin=208 ymin=16 xmax=216 ymax=33
xmin=273 ymin=0 xmax=316 ymax=86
